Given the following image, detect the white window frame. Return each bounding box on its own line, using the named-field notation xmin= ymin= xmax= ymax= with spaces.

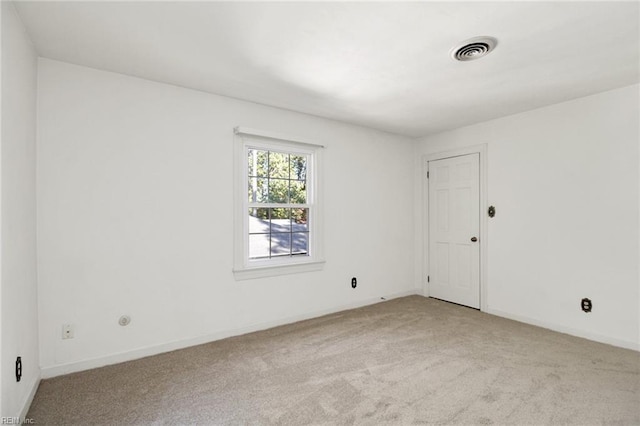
xmin=232 ymin=127 xmax=325 ymax=280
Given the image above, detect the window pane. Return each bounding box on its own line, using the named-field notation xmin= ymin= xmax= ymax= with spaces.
xmin=249 ymin=234 xmax=270 ymax=259
xmin=290 ymin=155 xmax=307 ymax=181
xmin=268 ymin=179 xmax=289 ymax=203
xmin=271 ymin=233 xmax=291 ymax=256
xmin=248 ymin=177 xmax=268 ymax=203
xmin=292 ymin=233 xmax=309 ymax=254
xmin=269 ymin=152 xmax=289 ymax=179
xmin=247 ymin=149 xmax=255 ymax=176
xmin=291 ymin=208 xmax=308 ymax=231
xmin=249 ymin=208 xmax=270 ymax=234
xmin=270 ymin=208 xmax=291 ymax=233
xmin=248 ymin=149 xmax=268 ymax=177
xmin=290 ymin=180 xmax=307 ymax=204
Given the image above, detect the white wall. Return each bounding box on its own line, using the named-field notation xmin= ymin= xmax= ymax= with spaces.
xmin=37 ymin=59 xmax=416 ymax=376
xmin=31 ymin=42 xmax=640 ymax=383
xmin=0 ymin=1 xmax=40 ymax=418
xmin=416 ymin=84 xmax=640 ymax=350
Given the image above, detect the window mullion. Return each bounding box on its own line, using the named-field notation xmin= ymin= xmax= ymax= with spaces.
xmin=247 ymin=203 xmax=311 ymax=209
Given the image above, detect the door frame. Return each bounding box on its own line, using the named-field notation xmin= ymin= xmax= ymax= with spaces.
xmin=422 ymin=144 xmax=488 ymax=311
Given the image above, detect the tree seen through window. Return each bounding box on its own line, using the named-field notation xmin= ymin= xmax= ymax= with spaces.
xmin=247 ymin=149 xmax=309 ymax=259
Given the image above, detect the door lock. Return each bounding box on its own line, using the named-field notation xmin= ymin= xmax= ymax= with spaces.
xmin=470 ymin=237 xmax=478 ymax=242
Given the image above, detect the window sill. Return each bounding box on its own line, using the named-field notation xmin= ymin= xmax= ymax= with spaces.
xmin=233 ymin=260 xmax=326 ymax=281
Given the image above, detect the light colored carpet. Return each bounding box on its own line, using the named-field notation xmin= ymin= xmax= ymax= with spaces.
xmin=28 ymin=296 xmax=639 ymax=425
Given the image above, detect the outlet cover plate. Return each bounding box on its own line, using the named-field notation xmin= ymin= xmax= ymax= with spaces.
xmin=62 ymin=324 xmax=75 ymax=339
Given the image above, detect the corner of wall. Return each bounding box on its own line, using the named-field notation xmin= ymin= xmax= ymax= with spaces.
xmin=413 ymin=145 xmax=426 ymax=294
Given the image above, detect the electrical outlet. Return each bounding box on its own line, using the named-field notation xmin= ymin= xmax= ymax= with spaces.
xmin=62 ymin=324 xmax=75 ymax=339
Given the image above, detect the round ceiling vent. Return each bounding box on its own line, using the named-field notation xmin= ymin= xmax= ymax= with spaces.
xmin=451 ymin=36 xmax=498 ymax=62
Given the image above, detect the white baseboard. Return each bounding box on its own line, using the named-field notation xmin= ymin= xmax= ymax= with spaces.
xmin=42 ymin=289 xmax=420 ymax=379
xmin=18 ymin=372 xmax=40 ymax=423
xmin=486 ymin=307 xmax=639 ymax=352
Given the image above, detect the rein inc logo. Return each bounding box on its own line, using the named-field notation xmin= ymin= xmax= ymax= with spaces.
xmin=1 ymin=417 xmax=34 ymax=424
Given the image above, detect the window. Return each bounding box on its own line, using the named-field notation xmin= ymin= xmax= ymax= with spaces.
xmin=233 ymin=127 xmax=324 ymax=279
xmin=247 ymin=149 xmax=309 ymax=259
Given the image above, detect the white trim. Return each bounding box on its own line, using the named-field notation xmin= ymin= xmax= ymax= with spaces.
xmin=486 ymin=308 xmax=640 ymax=352
xmin=233 ymin=259 xmax=325 ymax=280
xmin=421 ymin=158 xmax=429 ymax=296
xmin=18 ymin=372 xmax=40 ymax=422
xmin=232 ymin=130 xmax=245 ymax=274
xmin=422 ymin=144 xmax=488 ymax=311
xmin=41 ymin=289 xmax=421 ymax=379
xmin=234 ymin=126 xmax=324 ymax=148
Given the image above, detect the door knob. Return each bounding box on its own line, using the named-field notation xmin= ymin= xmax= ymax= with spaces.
xmin=470 ymin=237 xmax=478 ymax=242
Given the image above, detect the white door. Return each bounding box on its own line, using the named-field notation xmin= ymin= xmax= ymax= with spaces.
xmin=428 ymin=153 xmax=480 ymax=309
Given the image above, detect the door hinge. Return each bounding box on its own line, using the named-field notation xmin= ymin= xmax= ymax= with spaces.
xmin=427 ymin=275 xmax=430 ymax=283
xmin=427 ymin=171 xmax=429 ymax=178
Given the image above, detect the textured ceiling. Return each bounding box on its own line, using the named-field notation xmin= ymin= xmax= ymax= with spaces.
xmin=14 ymin=1 xmax=640 ymax=137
